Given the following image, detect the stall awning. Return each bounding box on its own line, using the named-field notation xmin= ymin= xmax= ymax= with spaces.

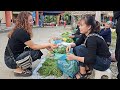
xmin=41 ymin=11 xmax=64 ymax=15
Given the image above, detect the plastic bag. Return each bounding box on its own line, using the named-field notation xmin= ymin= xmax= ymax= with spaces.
xmin=54 ymin=40 xmax=62 ymax=44
xmin=57 ymin=54 xmax=79 ymax=78
xmin=49 ymin=37 xmax=62 ymax=44
xmin=54 ymin=53 xmax=65 ymax=60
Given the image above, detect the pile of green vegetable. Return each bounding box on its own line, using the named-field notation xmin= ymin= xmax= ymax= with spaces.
xmin=38 ymin=32 xmax=74 ymax=77
xmin=38 ymin=58 xmax=63 ymax=77
xmin=65 ymin=38 xmax=74 ymax=43
xmin=53 ymin=46 xmax=66 ymax=54
xmin=61 ymin=32 xmax=74 ymax=43
xmin=61 ymin=32 xmax=71 ymax=38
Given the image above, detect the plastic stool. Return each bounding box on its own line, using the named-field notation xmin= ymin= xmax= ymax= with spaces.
xmin=93 ymin=69 xmax=112 ymax=79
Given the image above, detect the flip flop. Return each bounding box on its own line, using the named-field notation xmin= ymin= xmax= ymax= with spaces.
xmin=14 ymin=69 xmax=32 ymax=77
xmin=73 ymin=72 xmax=88 ymax=79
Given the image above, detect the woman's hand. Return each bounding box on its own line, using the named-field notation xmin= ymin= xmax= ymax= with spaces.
xmin=46 ymin=43 xmax=58 ymax=51
xmin=46 ymin=46 xmax=53 ymax=51
xmin=67 ymin=53 xmax=77 ymax=60
xmin=69 ymin=35 xmax=75 ymax=38
xmin=66 ymin=45 xmax=71 ymax=53
xmin=50 ymin=43 xmax=58 ymax=49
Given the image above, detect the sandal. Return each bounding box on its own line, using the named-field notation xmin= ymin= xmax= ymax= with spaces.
xmin=27 ymin=67 xmax=32 ymax=71
xmin=86 ymin=69 xmax=92 ymax=75
xmin=73 ymin=72 xmax=88 ymax=79
xmin=14 ymin=69 xmax=32 ymax=77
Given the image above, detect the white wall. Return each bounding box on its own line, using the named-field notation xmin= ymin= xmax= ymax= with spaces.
xmin=0 ymin=11 xmax=6 ymax=23
xmin=95 ymin=11 xmax=101 ymax=24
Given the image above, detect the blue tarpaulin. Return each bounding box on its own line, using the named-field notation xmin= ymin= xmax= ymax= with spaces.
xmin=32 ymin=11 xmax=36 ymax=18
xmin=42 ymin=11 xmax=64 ymax=15
xmin=32 ymin=11 xmax=64 ymax=16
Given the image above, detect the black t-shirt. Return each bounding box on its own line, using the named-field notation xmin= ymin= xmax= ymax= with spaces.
xmin=72 ymin=25 xmax=81 ymax=38
xmin=7 ymin=28 xmax=31 ymax=57
xmin=75 ymin=34 xmax=111 ymax=64
xmin=75 ymin=34 xmax=86 ymax=46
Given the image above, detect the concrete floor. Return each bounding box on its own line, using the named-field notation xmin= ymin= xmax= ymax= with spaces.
xmin=0 ymin=25 xmax=117 ymax=79
xmin=0 ymin=25 xmax=71 ymax=79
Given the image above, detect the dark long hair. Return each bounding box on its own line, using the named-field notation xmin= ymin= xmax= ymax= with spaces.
xmin=94 ymin=20 xmax=100 ymax=32
xmin=80 ymin=15 xmax=100 ymax=33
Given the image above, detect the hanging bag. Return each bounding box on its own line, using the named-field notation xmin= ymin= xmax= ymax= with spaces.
xmin=5 ymin=44 xmax=32 ymax=70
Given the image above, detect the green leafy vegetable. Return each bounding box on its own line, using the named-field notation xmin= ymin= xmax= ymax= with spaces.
xmin=38 ymin=58 xmax=63 ymax=77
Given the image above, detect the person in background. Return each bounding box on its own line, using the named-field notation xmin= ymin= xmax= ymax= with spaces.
xmin=113 ymin=11 xmax=120 ymax=79
xmin=69 ymin=20 xmax=81 ymax=42
xmin=0 ymin=18 xmax=3 ymax=26
xmin=39 ymin=12 xmax=45 ymax=27
xmin=99 ymin=21 xmax=112 ymax=47
xmin=64 ymin=20 xmax=66 ymax=28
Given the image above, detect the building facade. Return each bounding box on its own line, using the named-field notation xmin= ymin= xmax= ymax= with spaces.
xmin=0 ymin=11 xmax=39 ymax=27
xmin=0 ymin=11 xmax=113 ymax=28
xmin=0 ymin=11 xmax=12 ymax=27
xmin=0 ymin=11 xmax=64 ymax=28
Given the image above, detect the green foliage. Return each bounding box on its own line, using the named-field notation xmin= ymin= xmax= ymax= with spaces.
xmin=61 ymin=32 xmax=74 ymax=43
xmin=38 ymin=58 xmax=63 ymax=77
xmin=112 ymin=31 xmax=117 ymax=40
xmin=44 ymin=15 xmax=57 ymax=23
xmin=63 ymin=13 xmax=71 ymax=25
xmin=53 ymin=46 xmax=66 ymax=54
xmin=110 ymin=31 xmax=117 ymax=47
xmin=61 ymin=32 xmax=71 ymax=38
xmin=66 ymin=38 xmax=74 ymax=43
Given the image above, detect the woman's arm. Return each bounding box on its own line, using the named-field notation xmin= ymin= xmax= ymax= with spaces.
xmin=24 ymin=40 xmax=58 ymax=50
xmin=67 ymin=36 xmax=97 ymax=64
xmin=66 ymin=43 xmax=76 ymax=53
xmin=67 ymin=54 xmax=85 ymax=63
xmin=75 ymin=34 xmax=85 ymax=46
xmin=74 ymin=34 xmax=82 ymax=38
xmin=70 ymin=43 xmax=76 ymax=47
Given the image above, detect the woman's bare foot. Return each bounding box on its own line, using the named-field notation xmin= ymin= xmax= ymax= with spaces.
xmin=14 ymin=68 xmax=23 ymax=73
